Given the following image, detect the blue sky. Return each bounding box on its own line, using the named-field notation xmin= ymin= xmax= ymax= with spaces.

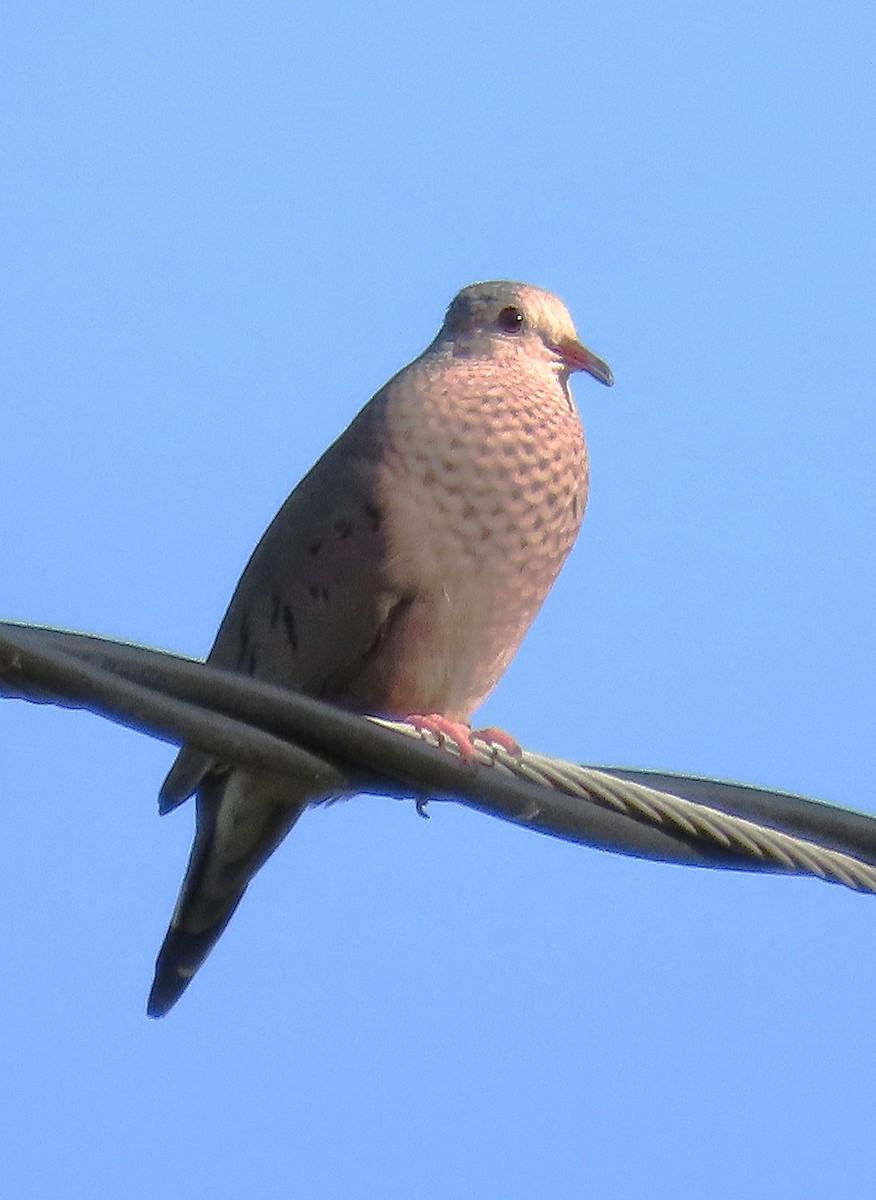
xmin=2 ymin=2 xmax=875 ymax=1196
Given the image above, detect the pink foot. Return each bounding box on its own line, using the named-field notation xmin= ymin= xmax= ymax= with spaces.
xmin=405 ymin=714 xmax=480 ymax=763
xmin=471 ymin=726 xmax=522 ymax=758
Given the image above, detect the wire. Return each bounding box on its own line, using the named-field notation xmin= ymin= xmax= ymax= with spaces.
xmin=2 ymin=620 xmax=875 ymax=895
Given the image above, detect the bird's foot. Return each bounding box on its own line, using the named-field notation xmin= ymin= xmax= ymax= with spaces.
xmin=404 ymin=715 xmax=522 ymax=765
xmin=405 ymin=714 xmax=481 ymax=763
xmin=470 ymin=726 xmax=523 ymax=759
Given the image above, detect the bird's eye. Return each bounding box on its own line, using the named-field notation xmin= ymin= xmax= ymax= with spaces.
xmin=497 ymin=306 xmax=525 ymax=333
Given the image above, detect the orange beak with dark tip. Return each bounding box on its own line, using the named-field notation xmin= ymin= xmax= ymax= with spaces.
xmin=551 ymin=336 xmax=614 ymax=387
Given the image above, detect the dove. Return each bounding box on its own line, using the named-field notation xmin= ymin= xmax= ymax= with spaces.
xmin=147 ymin=281 xmax=613 ymax=1016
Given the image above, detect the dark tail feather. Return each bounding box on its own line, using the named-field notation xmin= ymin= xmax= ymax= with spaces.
xmin=147 ymin=903 xmax=245 ymax=1017
xmin=148 ymin=770 xmax=307 ymax=1018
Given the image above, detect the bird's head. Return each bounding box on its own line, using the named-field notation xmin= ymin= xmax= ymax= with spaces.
xmin=439 ymin=281 xmax=613 ymax=387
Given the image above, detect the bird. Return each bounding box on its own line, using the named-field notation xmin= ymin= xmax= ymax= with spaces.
xmin=148 ymin=281 xmax=613 ymax=1017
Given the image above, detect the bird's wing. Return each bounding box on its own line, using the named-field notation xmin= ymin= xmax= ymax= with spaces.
xmin=159 ymin=392 xmax=408 ymax=810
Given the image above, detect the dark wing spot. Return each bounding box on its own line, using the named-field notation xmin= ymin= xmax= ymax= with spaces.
xmin=333 ymin=517 xmax=353 ymax=539
xmin=307 ymin=584 xmax=320 ymax=600
xmin=362 ymin=503 xmax=382 ymax=532
xmin=270 ymin=594 xmax=281 ymax=628
xmin=281 ymin=603 xmax=298 ymax=651
xmin=571 ymin=494 xmax=578 ymax=520
xmin=309 ymin=540 xmax=322 ymax=557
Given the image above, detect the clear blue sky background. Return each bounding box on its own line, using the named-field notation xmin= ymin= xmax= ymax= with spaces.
xmin=2 ymin=3 xmax=875 ymax=1197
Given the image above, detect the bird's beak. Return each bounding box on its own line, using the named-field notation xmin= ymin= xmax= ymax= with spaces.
xmin=553 ymin=337 xmax=614 ymax=387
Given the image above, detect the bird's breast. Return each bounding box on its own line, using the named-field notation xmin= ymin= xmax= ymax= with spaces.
xmin=370 ymin=361 xmax=589 ymax=718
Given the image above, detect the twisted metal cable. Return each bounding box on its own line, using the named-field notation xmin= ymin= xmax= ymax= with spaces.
xmin=374 ymin=719 xmax=876 ymax=893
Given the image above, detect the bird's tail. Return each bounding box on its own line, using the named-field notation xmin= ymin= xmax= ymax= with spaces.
xmin=147 ymin=768 xmax=309 ymax=1018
